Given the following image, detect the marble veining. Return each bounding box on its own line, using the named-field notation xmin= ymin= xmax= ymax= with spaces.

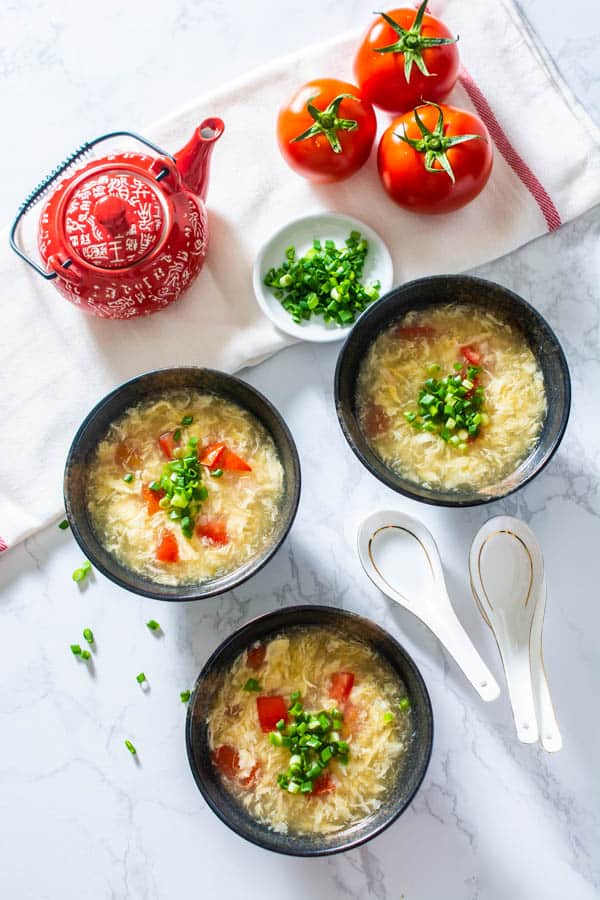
xmin=1 ymin=1 xmax=600 ymax=898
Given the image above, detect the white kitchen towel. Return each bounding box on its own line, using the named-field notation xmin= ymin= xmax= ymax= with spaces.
xmin=1 ymin=0 xmax=599 ymax=551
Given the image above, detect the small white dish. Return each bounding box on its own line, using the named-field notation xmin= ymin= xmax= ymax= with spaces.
xmin=252 ymin=212 xmax=394 ymax=343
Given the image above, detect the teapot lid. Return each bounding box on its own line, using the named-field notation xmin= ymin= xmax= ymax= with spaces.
xmin=63 ymin=168 xmax=166 ymax=269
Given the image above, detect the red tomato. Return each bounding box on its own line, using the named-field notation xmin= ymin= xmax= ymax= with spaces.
xmin=277 ymin=78 xmax=376 ymax=183
xmin=155 ymin=529 xmax=179 ymax=563
xmin=256 ymin=696 xmax=288 ymax=732
xmin=199 ymin=442 xmax=225 ymax=469
xmin=200 ymin=442 xmax=251 ymax=472
xmin=354 ymin=3 xmax=459 ymax=113
xmin=141 ymin=482 xmax=164 ymax=515
xmin=195 ymin=518 xmax=229 ymax=545
xmin=212 ymin=744 xmax=240 ymax=779
xmin=246 ymin=643 xmax=266 ymax=670
xmin=394 ymin=325 xmax=436 ymax=340
xmin=328 ymin=672 xmax=355 ymax=703
xmin=212 ymin=745 xmax=259 ymax=787
xmin=220 ymin=447 xmax=252 ymax=472
xmin=158 ymin=430 xmax=180 ymax=459
xmin=378 ymin=102 xmax=493 ymax=214
xmin=361 ymin=400 xmax=390 ymax=437
xmin=312 ymin=773 xmax=336 ymax=796
xmin=460 ymin=344 xmax=482 ymax=366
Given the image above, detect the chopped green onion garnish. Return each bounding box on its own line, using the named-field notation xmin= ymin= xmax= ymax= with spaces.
xmin=264 ymin=232 xmax=380 ymax=327
xmin=210 ymin=468 xmax=223 ymax=478
xmin=243 ymin=678 xmax=261 ymax=692
xmin=146 ymin=619 xmax=161 ymax=631
xmin=81 ymin=649 xmax=91 ymax=660
xmin=72 ymin=566 xmax=90 ymax=583
xmin=290 ymin=690 xmax=301 ymax=702
xmin=123 ymin=473 xmax=134 ymax=483
xmin=405 ymin=360 xmax=486 ymax=447
xmin=70 ymin=644 xmax=82 ymax=656
xmin=180 ymin=690 xmax=191 ymax=704
xmin=173 ymin=428 xmax=182 ymax=443
xmin=124 ymin=740 xmax=136 ymax=755
xmin=181 ymin=415 xmax=193 ymax=426
xmin=383 ymin=711 xmax=395 ymax=724
xmin=136 ymin=672 xmax=146 ymax=684
xmin=58 ymin=519 xmax=69 ymax=530
xmin=83 ymin=628 xmax=94 ymax=644
xmin=149 ymin=436 xmax=206 ymax=538
xmin=399 ymin=696 xmax=411 ymax=711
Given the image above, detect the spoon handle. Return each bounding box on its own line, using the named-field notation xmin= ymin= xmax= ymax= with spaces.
xmin=432 ymin=610 xmax=500 ymax=702
xmin=498 ymin=642 xmax=539 ymax=743
xmin=531 ymin=586 xmax=562 ymax=752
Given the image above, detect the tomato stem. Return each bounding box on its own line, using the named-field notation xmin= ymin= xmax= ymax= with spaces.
xmin=396 ymin=101 xmax=483 ymax=184
xmin=373 ymin=2 xmax=457 ymax=83
xmin=291 ymin=93 xmax=359 ymax=154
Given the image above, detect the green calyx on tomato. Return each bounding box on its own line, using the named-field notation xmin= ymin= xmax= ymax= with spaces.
xmin=291 ymin=93 xmax=359 ymax=154
xmin=374 ymin=2 xmax=457 ymax=83
xmin=396 ymin=101 xmax=482 ymax=183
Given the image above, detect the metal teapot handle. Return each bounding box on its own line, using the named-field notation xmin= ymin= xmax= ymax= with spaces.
xmin=9 ymin=130 xmax=175 ymax=279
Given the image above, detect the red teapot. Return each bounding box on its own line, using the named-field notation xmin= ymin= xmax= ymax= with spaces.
xmin=10 ymin=120 xmax=224 ymax=319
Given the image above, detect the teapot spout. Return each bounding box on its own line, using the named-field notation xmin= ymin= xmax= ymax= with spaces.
xmin=175 ymin=117 xmax=224 ymax=201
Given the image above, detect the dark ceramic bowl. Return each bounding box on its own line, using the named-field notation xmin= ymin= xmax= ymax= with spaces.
xmin=64 ymin=367 xmax=301 ymax=601
xmin=185 ymin=605 xmax=433 ymax=855
xmin=335 ymin=275 xmax=571 ymax=507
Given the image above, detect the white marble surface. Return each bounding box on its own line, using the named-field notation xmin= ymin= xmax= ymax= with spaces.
xmin=1 ymin=2 xmax=600 ymax=899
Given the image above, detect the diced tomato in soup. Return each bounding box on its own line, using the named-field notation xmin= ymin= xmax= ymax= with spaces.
xmin=142 ymin=482 xmax=164 ymax=515
xmin=155 ymin=529 xmax=179 ymax=563
xmin=158 ymin=430 xmax=180 ymax=459
xmin=256 ymin=696 xmax=288 ymax=732
xmin=311 ymin=772 xmax=336 ymax=796
xmin=246 ymin=643 xmax=266 ymax=670
xmin=196 ymin=518 xmax=229 ymax=545
xmin=460 ymin=344 xmax=482 ymax=366
xmin=362 ymin=400 xmax=390 ymax=437
xmin=328 ymin=671 xmax=355 ymax=703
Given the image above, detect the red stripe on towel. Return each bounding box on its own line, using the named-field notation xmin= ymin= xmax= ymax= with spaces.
xmin=0 ymin=536 xmax=8 ymax=552
xmin=459 ymin=66 xmax=562 ymax=232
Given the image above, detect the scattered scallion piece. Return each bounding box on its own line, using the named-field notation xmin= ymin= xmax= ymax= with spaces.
xmin=124 ymin=740 xmax=137 ymax=755
xmin=81 ymin=649 xmax=91 ymax=660
xmin=180 ymin=690 xmax=191 ymax=704
xmin=399 ymin=696 xmax=411 ymax=711
xmin=146 ymin=619 xmax=161 ymax=632
xmin=136 ymin=672 xmax=147 ymax=684
xmin=383 ymin=711 xmax=395 ymax=724
xmin=243 ymin=678 xmax=261 ymax=692
xmin=210 ymin=468 xmax=224 ymax=478
xmin=70 ymin=644 xmax=82 ymax=656
xmin=72 ymin=563 xmax=91 ymax=583
xmin=123 ymin=473 xmax=134 ymax=483
xmin=83 ymin=628 xmax=94 ymax=644
xmin=264 ymin=231 xmax=380 ymax=327
xmin=58 ymin=519 xmax=69 ymax=530
xmin=181 ymin=415 xmax=193 ymax=426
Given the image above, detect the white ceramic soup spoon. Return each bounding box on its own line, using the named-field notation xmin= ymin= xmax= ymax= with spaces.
xmin=469 ymin=516 xmax=561 ymax=750
xmin=357 ymin=510 xmax=500 ymax=702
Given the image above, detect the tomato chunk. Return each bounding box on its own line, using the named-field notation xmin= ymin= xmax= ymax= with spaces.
xmin=195 ymin=518 xmax=229 ymax=545
xmin=460 ymin=344 xmax=482 ymax=366
xmin=362 ymin=400 xmax=390 ymax=437
xmin=311 ymin=772 xmax=336 ymax=796
xmin=256 ymin=696 xmax=288 ymax=732
xmin=155 ymin=529 xmax=179 ymax=563
xmin=142 ymin=482 xmax=164 ymax=515
xmin=220 ymin=447 xmax=252 ymax=472
xmin=212 ymin=744 xmax=240 ymax=779
xmin=328 ymin=672 xmax=355 ymax=703
xmin=246 ymin=643 xmax=266 ymax=670
xmin=394 ymin=325 xmax=436 ymax=340
xmin=199 ymin=442 xmax=226 ymax=469
xmin=240 ymin=763 xmax=260 ymax=788
xmin=158 ymin=430 xmax=180 ymax=459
